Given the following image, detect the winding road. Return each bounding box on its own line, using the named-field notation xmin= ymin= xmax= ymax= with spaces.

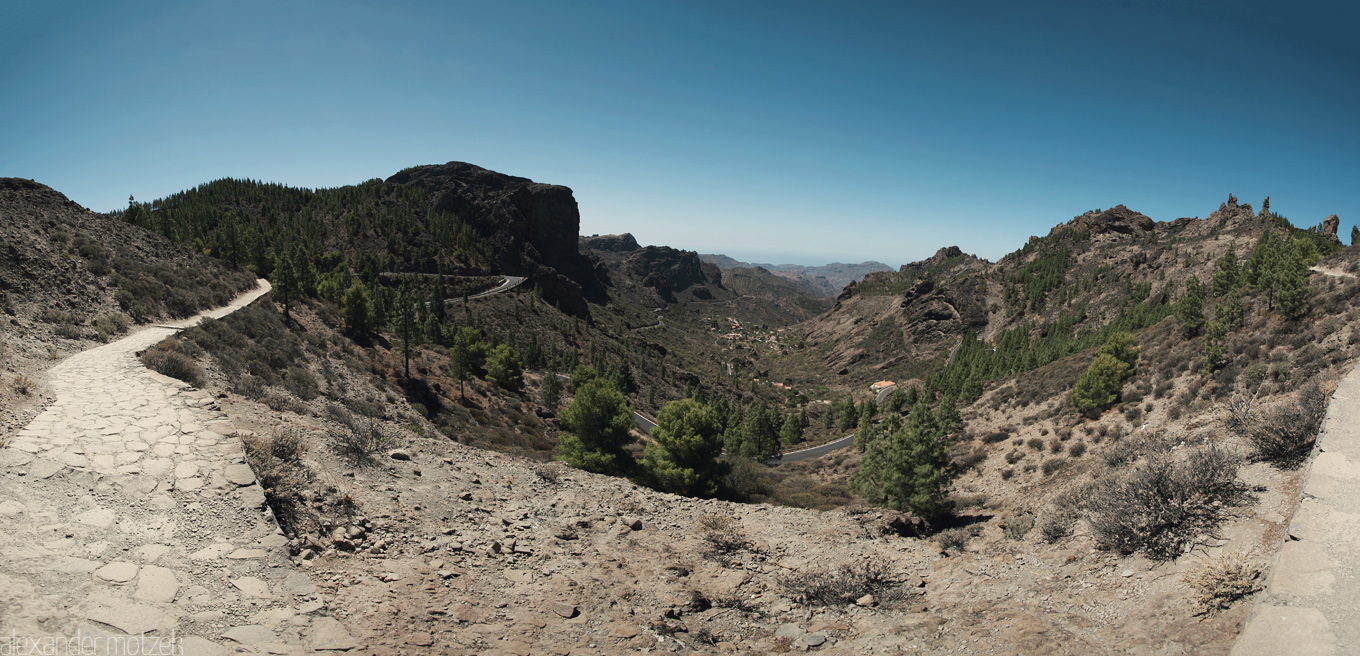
xmin=462 ymin=275 xmax=526 ymax=300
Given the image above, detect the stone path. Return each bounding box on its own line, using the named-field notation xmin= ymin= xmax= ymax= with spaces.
xmin=0 ymin=281 xmax=360 ymax=655
xmin=1231 ymin=360 xmax=1360 ymax=654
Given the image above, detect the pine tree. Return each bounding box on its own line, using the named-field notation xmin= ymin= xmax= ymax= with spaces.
xmin=934 ymin=397 xmax=962 ymax=435
xmin=1211 ymin=245 xmax=1241 ymax=297
xmin=1352 ymin=225 xmax=1359 ymax=246
xmin=1246 ymin=230 xmax=1283 ymax=308
xmin=887 ymin=387 xmax=907 ymax=413
xmin=486 ymin=344 xmax=524 ymax=391
xmin=1199 ymin=320 xmax=1229 ymax=375
xmin=850 ymin=400 xmax=955 ymax=519
xmin=1215 ymin=287 xmax=1244 ymax=329
xmin=1071 ymin=332 xmax=1139 ymax=417
xmin=448 ymin=326 xmax=486 ymax=400
xmin=342 ymin=281 xmax=371 ymax=335
xmin=642 ymin=399 xmax=729 ymax=497
xmin=1175 ymin=276 xmax=1206 ymax=338
xmin=273 ymin=246 xmax=299 ymax=320
xmin=541 ymin=371 xmax=562 ymax=410
xmin=1275 ymin=240 xmax=1312 ymax=321
xmin=557 ymin=379 xmax=636 ymax=475
xmin=393 ymin=283 xmax=417 ymax=378
xmin=728 ymin=404 xmax=780 ymax=461
xmin=781 ymin=412 xmax=804 ymax=445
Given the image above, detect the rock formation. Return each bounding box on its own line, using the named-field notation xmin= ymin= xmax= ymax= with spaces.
xmin=386 ymin=162 xmax=604 ymax=316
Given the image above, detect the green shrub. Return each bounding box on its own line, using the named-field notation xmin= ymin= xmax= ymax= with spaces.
xmin=1072 ymin=332 xmax=1139 ymax=418
xmin=485 ymin=344 xmax=524 ymax=392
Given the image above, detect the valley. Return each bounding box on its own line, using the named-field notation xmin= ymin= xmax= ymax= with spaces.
xmin=2 ymin=166 xmax=1357 ymax=655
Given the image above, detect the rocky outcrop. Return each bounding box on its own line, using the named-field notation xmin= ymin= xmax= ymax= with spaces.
xmin=623 ymin=246 xmax=722 ymax=302
xmin=581 ymin=233 xmax=641 ymax=253
xmin=1324 ymin=214 xmax=1341 ymax=244
xmin=386 ymin=162 xmax=603 ymax=316
xmin=1067 ymin=205 xmax=1155 ymax=236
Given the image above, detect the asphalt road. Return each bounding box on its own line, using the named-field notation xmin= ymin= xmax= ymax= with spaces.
xmin=463 ymin=275 xmax=526 ymax=299
xmin=769 ymin=432 xmax=855 ymax=464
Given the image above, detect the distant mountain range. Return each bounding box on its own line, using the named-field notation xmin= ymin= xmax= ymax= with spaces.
xmin=698 ymin=254 xmax=893 ymax=297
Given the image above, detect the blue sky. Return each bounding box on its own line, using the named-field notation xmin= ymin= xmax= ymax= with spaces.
xmin=2 ymin=1 xmax=1356 ymax=266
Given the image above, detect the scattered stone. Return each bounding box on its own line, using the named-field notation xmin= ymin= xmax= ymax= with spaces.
xmin=176 ymin=636 xmax=229 ymax=656
xmin=95 ymin=561 xmax=139 ymax=583
xmin=801 ymin=634 xmax=827 ymax=647
xmin=224 ymin=464 xmax=256 ymax=486
xmin=297 ymin=600 xmax=325 ymax=614
xmin=776 ymin=623 xmax=805 ymax=639
xmin=622 ymin=516 xmax=643 ymax=531
xmin=389 ymin=449 xmax=412 ymax=461
xmin=310 ymin=617 xmax=360 ymax=651
xmin=75 ymin=507 xmax=116 ymax=528
xmin=855 ymin=594 xmax=876 ymax=607
xmin=135 ymin=565 xmax=179 ymax=603
xmin=282 ymin=572 xmax=317 ymax=595
xmin=232 ymin=577 xmax=273 ymax=599
xmin=227 ymin=548 xmax=268 ymax=559
xmin=551 ymin=602 xmax=579 ymax=618
xmin=30 ymin=458 xmax=63 ymax=479
xmin=86 ymin=604 xmax=168 ymax=636
xmin=222 ymin=625 xmax=278 ymax=645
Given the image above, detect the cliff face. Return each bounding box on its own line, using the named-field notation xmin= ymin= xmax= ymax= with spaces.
xmin=387 ymin=162 xmax=603 ymax=316
xmin=580 ymin=233 xmax=640 ymax=253
xmin=622 ymin=246 xmax=722 ymax=302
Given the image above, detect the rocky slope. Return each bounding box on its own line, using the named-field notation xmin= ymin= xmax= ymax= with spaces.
xmin=793 ymin=196 xmax=1298 ymax=387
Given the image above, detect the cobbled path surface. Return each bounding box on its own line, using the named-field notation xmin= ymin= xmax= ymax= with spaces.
xmin=0 ymin=281 xmax=362 ymax=655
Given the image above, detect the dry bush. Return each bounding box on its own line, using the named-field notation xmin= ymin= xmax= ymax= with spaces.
xmin=241 ymin=428 xmax=313 ymax=535
xmin=11 ymin=375 xmax=33 ymax=395
xmin=698 ymin=515 xmax=751 ymax=558
xmin=1234 ymin=381 xmax=1328 ymax=468
xmin=139 ymin=342 xmax=206 ymax=387
xmin=1003 ymin=514 xmax=1035 ymax=540
xmin=981 ymin=430 xmax=1010 ymax=444
xmin=1082 ymin=443 xmax=1246 ymax=560
xmin=936 ymin=525 xmax=980 ymax=553
xmin=781 ymin=560 xmax=901 ymax=607
xmin=93 ymin=314 xmax=130 ymax=342
xmin=1183 ymin=552 xmax=1263 ymax=616
xmin=1038 ymin=512 xmax=1075 ymax=543
xmin=326 ymin=403 xmax=391 ymax=465
xmin=54 ymin=324 xmax=84 ymax=340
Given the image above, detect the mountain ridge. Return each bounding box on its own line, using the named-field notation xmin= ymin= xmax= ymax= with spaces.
xmin=698 ymin=254 xmax=892 ymax=297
